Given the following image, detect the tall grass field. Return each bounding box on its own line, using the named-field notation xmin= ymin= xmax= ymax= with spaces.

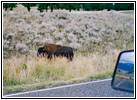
xmin=3 ymin=50 xmax=120 ymax=94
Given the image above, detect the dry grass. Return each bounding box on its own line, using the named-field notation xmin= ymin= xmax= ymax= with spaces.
xmin=3 ymin=50 xmax=120 ymax=94
xmin=3 ymin=50 xmax=119 ymax=85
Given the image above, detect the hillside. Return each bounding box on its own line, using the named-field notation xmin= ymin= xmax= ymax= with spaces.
xmin=3 ymin=4 xmax=134 ymax=58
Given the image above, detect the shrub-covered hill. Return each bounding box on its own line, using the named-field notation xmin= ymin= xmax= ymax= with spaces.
xmin=3 ymin=5 xmax=134 ymax=58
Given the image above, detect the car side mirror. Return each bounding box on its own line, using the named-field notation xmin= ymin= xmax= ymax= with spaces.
xmin=111 ymin=50 xmax=134 ymax=93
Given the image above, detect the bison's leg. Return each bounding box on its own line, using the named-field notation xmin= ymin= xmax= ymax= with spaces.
xmin=43 ymin=52 xmax=45 ymax=57
xmin=69 ymin=56 xmax=73 ymax=61
xmin=69 ymin=52 xmax=74 ymax=61
xmin=65 ymin=53 xmax=69 ymax=59
xmin=64 ymin=53 xmax=72 ymax=61
xmin=47 ymin=54 xmax=52 ymax=59
xmin=37 ymin=52 xmax=42 ymax=57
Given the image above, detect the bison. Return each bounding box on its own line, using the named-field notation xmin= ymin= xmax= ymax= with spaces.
xmin=37 ymin=44 xmax=74 ymax=60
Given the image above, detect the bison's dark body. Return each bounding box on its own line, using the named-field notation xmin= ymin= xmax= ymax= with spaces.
xmin=37 ymin=44 xmax=74 ymax=60
xmin=54 ymin=47 xmax=73 ymax=61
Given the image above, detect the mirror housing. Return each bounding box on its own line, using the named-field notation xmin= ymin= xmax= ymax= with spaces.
xmin=111 ymin=50 xmax=134 ymax=93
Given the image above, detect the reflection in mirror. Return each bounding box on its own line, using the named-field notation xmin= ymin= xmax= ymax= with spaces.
xmin=112 ymin=50 xmax=134 ymax=92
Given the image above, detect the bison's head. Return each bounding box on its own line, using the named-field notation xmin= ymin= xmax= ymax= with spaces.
xmin=37 ymin=47 xmax=47 ymax=57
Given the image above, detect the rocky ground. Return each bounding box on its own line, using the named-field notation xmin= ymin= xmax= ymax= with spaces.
xmin=3 ymin=5 xmax=134 ymax=58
